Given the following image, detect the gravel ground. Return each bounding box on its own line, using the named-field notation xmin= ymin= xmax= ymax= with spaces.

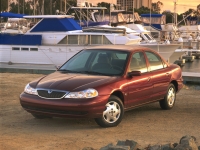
xmin=0 ymin=73 xmax=200 ymax=150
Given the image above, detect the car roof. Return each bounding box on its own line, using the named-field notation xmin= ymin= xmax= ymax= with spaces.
xmin=86 ymin=45 xmax=152 ymax=52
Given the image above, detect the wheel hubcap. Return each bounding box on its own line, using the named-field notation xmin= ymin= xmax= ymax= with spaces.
xmin=167 ymin=87 xmax=175 ymax=106
xmin=103 ymin=101 xmax=121 ymax=123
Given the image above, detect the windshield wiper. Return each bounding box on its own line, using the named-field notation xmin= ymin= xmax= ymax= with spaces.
xmin=58 ymin=69 xmax=78 ymax=73
xmin=59 ymin=70 xmax=115 ymax=76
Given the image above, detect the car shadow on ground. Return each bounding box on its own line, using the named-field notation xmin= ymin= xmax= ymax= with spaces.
xmin=18 ymin=103 xmax=163 ymax=130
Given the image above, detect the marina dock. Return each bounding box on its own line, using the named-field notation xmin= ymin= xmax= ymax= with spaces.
xmin=181 ymin=59 xmax=200 ymax=83
xmin=0 ymin=63 xmax=56 ymax=74
xmin=182 ymin=72 xmax=200 ymax=83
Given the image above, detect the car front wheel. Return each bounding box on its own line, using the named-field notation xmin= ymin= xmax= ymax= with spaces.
xmin=159 ymin=83 xmax=176 ymax=110
xmin=95 ymin=95 xmax=124 ymax=127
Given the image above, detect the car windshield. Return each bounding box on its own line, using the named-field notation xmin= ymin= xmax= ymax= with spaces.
xmin=59 ymin=49 xmax=129 ymax=76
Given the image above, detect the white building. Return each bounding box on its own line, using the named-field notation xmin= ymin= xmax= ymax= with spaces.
xmin=116 ymin=0 xmax=152 ymax=10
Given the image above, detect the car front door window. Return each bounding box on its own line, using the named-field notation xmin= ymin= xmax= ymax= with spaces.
xmin=129 ymin=52 xmax=148 ymax=73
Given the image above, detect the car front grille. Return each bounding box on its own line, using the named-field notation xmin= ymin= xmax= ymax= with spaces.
xmin=37 ymin=89 xmax=67 ymax=99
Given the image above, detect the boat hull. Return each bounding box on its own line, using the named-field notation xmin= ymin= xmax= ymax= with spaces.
xmin=140 ymin=44 xmax=181 ymax=62
xmin=0 ymin=44 xmax=181 ymax=65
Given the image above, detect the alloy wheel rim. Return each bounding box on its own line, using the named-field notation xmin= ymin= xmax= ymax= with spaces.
xmin=103 ymin=101 xmax=121 ymax=123
xmin=167 ymin=87 xmax=175 ymax=106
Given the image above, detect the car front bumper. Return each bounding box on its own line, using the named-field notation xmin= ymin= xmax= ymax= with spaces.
xmin=20 ymin=92 xmax=110 ymax=118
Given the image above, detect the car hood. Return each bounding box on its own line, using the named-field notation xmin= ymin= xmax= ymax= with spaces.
xmin=30 ymin=71 xmax=117 ymax=91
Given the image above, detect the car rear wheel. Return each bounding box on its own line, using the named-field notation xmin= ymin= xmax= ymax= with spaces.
xmin=159 ymin=83 xmax=176 ymax=110
xmin=95 ymin=95 xmax=124 ymax=127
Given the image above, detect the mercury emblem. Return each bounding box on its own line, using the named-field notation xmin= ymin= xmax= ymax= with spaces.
xmin=48 ymin=89 xmax=52 ymax=94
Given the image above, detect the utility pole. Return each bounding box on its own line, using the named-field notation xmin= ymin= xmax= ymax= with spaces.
xmin=174 ymin=0 xmax=177 ymax=26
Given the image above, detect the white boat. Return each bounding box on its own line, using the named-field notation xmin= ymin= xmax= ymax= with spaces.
xmin=84 ymin=8 xmax=182 ymax=62
xmin=0 ymin=15 xmax=141 ymax=66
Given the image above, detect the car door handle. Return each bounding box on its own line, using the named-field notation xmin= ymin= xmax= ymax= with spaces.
xmin=166 ymin=73 xmax=170 ymax=76
xmin=147 ymin=77 xmax=151 ymax=82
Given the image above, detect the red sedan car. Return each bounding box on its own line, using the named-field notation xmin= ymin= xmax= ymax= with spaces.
xmin=20 ymin=45 xmax=183 ymax=127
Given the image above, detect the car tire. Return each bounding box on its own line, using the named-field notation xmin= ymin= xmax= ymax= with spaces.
xmin=31 ymin=113 xmax=51 ymax=119
xmin=159 ymin=83 xmax=176 ymax=110
xmin=94 ymin=95 xmax=124 ymax=127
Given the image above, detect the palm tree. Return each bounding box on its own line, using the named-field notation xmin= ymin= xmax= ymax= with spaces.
xmin=152 ymin=1 xmax=163 ymax=14
xmin=197 ymin=4 xmax=200 ymax=14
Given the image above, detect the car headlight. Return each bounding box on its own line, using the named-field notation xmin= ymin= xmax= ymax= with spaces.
xmin=65 ymin=88 xmax=98 ymax=98
xmin=24 ymin=84 xmax=38 ymax=95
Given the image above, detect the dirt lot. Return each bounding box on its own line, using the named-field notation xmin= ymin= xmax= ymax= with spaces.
xmin=0 ymin=73 xmax=200 ymax=150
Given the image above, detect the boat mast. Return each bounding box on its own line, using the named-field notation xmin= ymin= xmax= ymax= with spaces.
xmin=33 ymin=0 xmax=35 ymax=22
xmin=7 ymin=0 xmax=10 ymax=12
xmin=23 ymin=0 xmax=24 ymax=14
xmin=132 ymin=0 xmax=134 ymax=23
xmin=110 ymin=3 xmax=111 ymax=26
xmin=42 ymin=0 xmax=44 ymax=15
xmin=60 ymin=0 xmax=62 ymax=13
xmin=18 ymin=0 xmax=20 ymax=13
xmin=174 ymin=0 xmax=177 ymax=26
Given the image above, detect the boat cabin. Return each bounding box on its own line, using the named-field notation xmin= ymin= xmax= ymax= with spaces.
xmin=140 ymin=14 xmax=166 ymax=31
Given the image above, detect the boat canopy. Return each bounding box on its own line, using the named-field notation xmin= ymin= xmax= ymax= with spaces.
xmin=186 ymin=15 xmax=200 ymax=25
xmin=30 ymin=18 xmax=82 ymax=32
xmin=24 ymin=15 xmax=74 ymax=19
xmin=71 ymin=7 xmax=107 ymax=10
xmin=140 ymin=14 xmax=163 ymax=18
xmin=140 ymin=14 xmax=166 ymax=31
xmin=0 ymin=12 xmax=25 ymax=18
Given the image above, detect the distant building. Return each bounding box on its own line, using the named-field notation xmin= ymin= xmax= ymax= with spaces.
xmin=116 ymin=0 xmax=152 ymax=10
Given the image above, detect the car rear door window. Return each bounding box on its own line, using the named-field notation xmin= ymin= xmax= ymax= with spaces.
xmin=145 ymin=52 xmax=164 ymax=71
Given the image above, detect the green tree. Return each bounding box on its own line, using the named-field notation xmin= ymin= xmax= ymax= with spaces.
xmin=52 ymin=0 xmax=77 ymax=15
xmin=9 ymin=0 xmax=33 ymax=15
xmin=97 ymin=2 xmax=116 ymax=13
xmin=162 ymin=11 xmax=173 ymax=23
xmin=130 ymin=6 xmax=158 ymax=15
xmin=175 ymin=8 xmax=198 ymax=26
xmin=197 ymin=4 xmax=200 ymax=14
xmin=0 ymin=0 xmax=9 ymax=12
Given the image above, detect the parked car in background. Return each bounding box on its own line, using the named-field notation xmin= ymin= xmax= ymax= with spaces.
xmin=20 ymin=45 xmax=183 ymax=127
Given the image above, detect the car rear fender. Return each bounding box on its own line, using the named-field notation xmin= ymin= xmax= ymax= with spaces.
xmin=170 ymin=66 xmax=183 ymax=92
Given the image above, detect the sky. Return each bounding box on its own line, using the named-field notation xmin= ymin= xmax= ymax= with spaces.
xmin=90 ymin=0 xmax=200 ymax=14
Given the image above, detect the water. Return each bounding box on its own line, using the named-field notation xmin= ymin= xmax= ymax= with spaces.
xmin=181 ymin=58 xmax=200 ymax=73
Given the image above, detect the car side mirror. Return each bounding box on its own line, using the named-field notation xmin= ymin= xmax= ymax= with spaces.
xmin=128 ymin=71 xmax=141 ymax=77
xmin=55 ymin=65 xmax=60 ymax=70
